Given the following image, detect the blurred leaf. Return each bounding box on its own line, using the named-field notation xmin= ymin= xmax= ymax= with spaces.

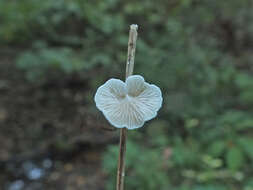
xmin=235 ymin=73 xmax=253 ymax=89
xmin=226 ymin=146 xmax=245 ymax=171
xmin=193 ymin=184 xmax=228 ymax=190
xmin=208 ymin=141 xmax=226 ymax=157
xmin=238 ymin=137 xmax=253 ymax=160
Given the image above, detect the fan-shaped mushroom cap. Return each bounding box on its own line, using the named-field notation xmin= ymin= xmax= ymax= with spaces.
xmin=94 ymin=75 xmax=162 ymax=129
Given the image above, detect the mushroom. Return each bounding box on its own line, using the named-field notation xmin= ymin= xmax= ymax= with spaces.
xmin=94 ymin=75 xmax=162 ymax=129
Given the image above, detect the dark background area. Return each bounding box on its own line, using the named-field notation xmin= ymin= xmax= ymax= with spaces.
xmin=0 ymin=0 xmax=253 ymax=190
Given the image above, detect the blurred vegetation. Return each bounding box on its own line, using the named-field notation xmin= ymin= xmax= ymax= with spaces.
xmin=0 ymin=0 xmax=253 ymax=190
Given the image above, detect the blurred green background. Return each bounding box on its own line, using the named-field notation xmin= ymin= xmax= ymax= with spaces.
xmin=0 ymin=0 xmax=253 ymax=190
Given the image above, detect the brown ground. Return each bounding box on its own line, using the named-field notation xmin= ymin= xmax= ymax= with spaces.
xmin=0 ymin=53 xmax=117 ymax=190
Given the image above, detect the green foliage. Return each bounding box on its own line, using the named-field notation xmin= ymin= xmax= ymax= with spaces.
xmin=238 ymin=137 xmax=253 ymax=160
xmin=1 ymin=0 xmax=253 ymax=189
xmin=16 ymin=43 xmax=114 ymax=84
xmin=226 ymin=146 xmax=245 ymax=171
xmin=16 ymin=44 xmax=85 ymax=83
xmin=103 ymin=141 xmax=169 ymax=190
xmin=236 ymin=73 xmax=253 ymax=105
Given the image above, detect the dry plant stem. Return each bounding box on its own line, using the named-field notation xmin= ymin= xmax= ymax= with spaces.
xmin=117 ymin=128 xmax=127 ymax=190
xmin=116 ymin=24 xmax=138 ymax=190
xmin=125 ymin=25 xmax=138 ymax=78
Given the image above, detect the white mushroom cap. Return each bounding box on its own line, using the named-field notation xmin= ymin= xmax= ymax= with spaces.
xmin=94 ymin=75 xmax=162 ymax=130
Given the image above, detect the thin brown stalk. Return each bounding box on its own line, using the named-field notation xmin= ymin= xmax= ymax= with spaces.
xmin=116 ymin=24 xmax=138 ymax=190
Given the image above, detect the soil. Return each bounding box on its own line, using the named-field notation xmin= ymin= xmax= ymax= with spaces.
xmin=0 ymin=53 xmax=118 ymax=190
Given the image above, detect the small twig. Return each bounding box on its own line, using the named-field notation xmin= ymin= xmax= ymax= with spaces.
xmin=116 ymin=24 xmax=138 ymax=190
xmin=125 ymin=24 xmax=138 ymax=78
